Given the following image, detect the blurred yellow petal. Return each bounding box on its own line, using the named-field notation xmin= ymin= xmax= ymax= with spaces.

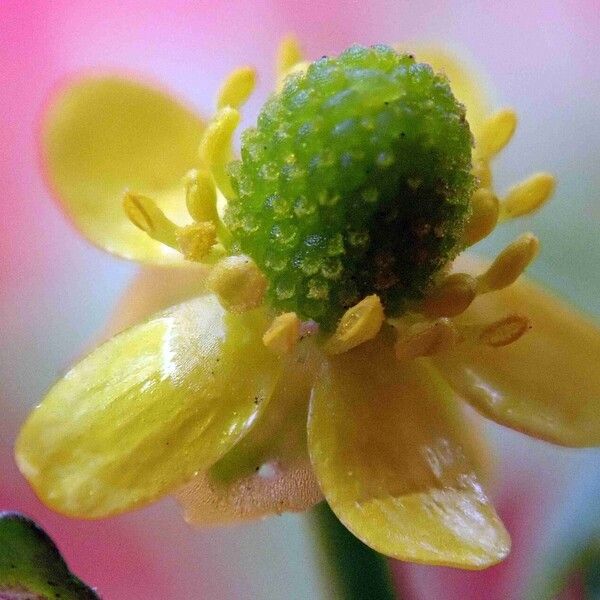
xmin=15 ymin=295 xmax=281 ymax=518
xmin=41 ymin=76 xmax=205 ymax=263
xmin=308 ymin=331 xmax=510 ymax=568
xmin=403 ymin=46 xmax=490 ymax=136
xmin=176 ymin=344 xmax=324 ymax=523
xmin=434 ymin=255 xmax=600 ymax=447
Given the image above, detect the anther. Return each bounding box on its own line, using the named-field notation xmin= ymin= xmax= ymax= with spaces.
xmin=500 ymin=172 xmax=556 ymax=220
xmin=199 ymin=107 xmax=241 ymax=197
xmin=123 ymin=192 xmax=178 ymax=248
xmin=217 ymin=66 xmax=257 ymax=110
xmin=207 ymin=255 xmax=267 ymax=313
xmin=176 ymin=222 xmax=217 ymax=262
xmin=394 ymin=318 xmax=459 ymax=361
xmin=262 ymin=312 xmax=301 ymax=354
xmin=421 ymin=272 xmax=478 ymax=318
xmin=475 ymin=109 xmax=518 ymax=160
xmin=463 ymin=188 xmax=499 ymax=246
xmin=277 ymin=35 xmax=303 ymax=80
xmin=324 ymin=295 xmax=384 ymax=355
xmin=478 ymin=314 xmax=531 ymax=347
xmin=476 ymin=232 xmax=540 ymax=294
xmin=185 ymin=169 xmax=219 ymax=224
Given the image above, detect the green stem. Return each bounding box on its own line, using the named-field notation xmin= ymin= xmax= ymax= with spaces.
xmin=309 ymin=502 xmax=398 ymax=600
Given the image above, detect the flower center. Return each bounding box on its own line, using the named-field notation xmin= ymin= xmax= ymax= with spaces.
xmin=225 ymin=45 xmax=474 ymax=329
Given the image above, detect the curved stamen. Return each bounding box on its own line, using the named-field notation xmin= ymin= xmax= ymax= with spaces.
xmin=476 ymin=232 xmax=539 ymax=294
xmin=475 ymin=109 xmax=518 ymax=160
xmin=324 ymin=295 xmax=384 ymax=355
xmin=276 ymin=35 xmax=303 ymax=80
xmin=185 ymin=168 xmax=219 ymax=223
xmin=499 ymin=172 xmax=556 ymax=220
xmin=478 ymin=314 xmax=531 ymax=347
xmin=217 ymin=66 xmax=257 ymax=110
xmin=185 ymin=168 xmax=232 ymax=247
xmin=123 ymin=192 xmax=179 ymax=248
xmin=262 ymin=312 xmax=301 ymax=354
xmin=199 ymin=107 xmax=240 ymax=198
xmin=395 ymin=318 xmax=459 ymax=361
xmin=463 ymin=188 xmax=500 ymax=246
xmin=421 ymin=273 xmax=478 ymax=318
xmin=394 ymin=312 xmax=531 ymax=361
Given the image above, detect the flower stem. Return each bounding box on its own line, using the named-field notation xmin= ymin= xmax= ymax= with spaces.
xmin=309 ymin=502 xmax=398 ymax=600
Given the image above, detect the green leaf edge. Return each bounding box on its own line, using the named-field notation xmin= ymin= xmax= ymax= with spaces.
xmin=0 ymin=512 xmax=100 ymax=600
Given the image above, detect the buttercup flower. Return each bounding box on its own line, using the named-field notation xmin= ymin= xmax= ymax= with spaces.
xmin=15 ymin=37 xmax=600 ymax=570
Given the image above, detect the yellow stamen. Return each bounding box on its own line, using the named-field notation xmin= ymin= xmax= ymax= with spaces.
xmin=176 ymin=222 xmax=217 ymax=262
xmin=217 ymin=66 xmax=257 ymax=110
xmin=199 ymin=107 xmax=240 ymax=197
xmin=123 ymin=192 xmax=178 ymax=248
xmin=422 ymin=273 xmax=478 ymax=318
xmin=476 ymin=232 xmax=540 ymax=293
xmin=476 ymin=109 xmax=518 ymax=160
xmin=478 ymin=314 xmax=531 ymax=347
xmin=207 ymin=255 xmax=267 ymax=313
xmin=500 ymin=172 xmax=556 ymax=219
xmin=394 ymin=313 xmax=531 ymax=361
xmin=262 ymin=312 xmax=301 ymax=354
xmin=463 ymin=188 xmax=499 ymax=246
xmin=185 ymin=169 xmax=219 ymax=224
xmin=472 ymin=158 xmax=492 ymax=189
xmin=277 ymin=35 xmax=303 ymax=80
xmin=395 ymin=318 xmax=459 ymax=361
xmin=324 ymin=295 xmax=384 ymax=355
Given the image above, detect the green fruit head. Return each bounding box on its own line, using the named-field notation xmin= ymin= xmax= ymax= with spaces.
xmin=226 ymin=44 xmax=474 ymax=329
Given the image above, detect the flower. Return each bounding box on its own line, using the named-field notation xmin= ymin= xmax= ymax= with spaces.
xmin=15 ymin=37 xmax=600 ymax=570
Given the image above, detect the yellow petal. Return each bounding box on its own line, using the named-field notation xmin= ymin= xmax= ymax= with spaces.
xmin=308 ymin=331 xmax=510 ymax=568
xmin=403 ymin=46 xmax=490 ymax=136
xmin=42 ymin=76 xmax=205 ymax=263
xmin=15 ymin=295 xmax=281 ymax=518
xmin=434 ymin=255 xmax=600 ymax=447
xmin=176 ymin=344 xmax=324 ymax=524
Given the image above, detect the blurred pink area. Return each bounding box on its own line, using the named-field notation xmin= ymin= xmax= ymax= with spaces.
xmin=1 ymin=1 xmax=598 ymax=598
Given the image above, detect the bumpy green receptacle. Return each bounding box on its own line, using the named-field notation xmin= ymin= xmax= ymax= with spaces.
xmin=227 ymin=44 xmax=474 ymax=329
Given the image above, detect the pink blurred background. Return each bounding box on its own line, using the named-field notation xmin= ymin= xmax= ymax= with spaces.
xmin=1 ymin=1 xmax=599 ymax=598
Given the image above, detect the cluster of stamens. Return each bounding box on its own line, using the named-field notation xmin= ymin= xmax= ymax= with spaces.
xmin=123 ymin=36 xmax=555 ymax=363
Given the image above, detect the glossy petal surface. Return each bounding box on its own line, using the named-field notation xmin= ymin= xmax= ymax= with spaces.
xmin=308 ymin=331 xmax=510 ymax=568
xmin=15 ymin=295 xmax=281 ymax=518
xmin=177 ymin=342 xmax=324 ymax=524
xmin=42 ymin=76 xmax=204 ymax=262
xmin=434 ymin=255 xmax=600 ymax=447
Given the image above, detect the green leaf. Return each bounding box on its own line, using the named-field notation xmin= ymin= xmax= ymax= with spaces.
xmin=0 ymin=512 xmax=99 ymax=599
